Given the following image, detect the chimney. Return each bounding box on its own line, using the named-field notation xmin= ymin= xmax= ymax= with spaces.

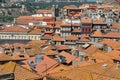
xmin=91 ymin=58 xmax=96 ymax=63
xmin=116 ymin=62 xmax=120 ymax=69
xmin=27 ymin=61 xmax=36 ymax=69
xmin=80 ymin=55 xmax=83 ymax=63
xmin=35 ymin=55 xmax=44 ymax=64
xmin=23 ymin=48 xmax=26 ymax=53
xmin=13 ymin=18 xmax=16 ymax=25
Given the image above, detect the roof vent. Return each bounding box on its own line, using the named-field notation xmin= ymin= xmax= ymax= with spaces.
xmin=35 ymin=54 xmax=44 ymax=64
xmin=27 ymin=61 xmax=36 ymax=68
xmin=102 ymin=64 xmax=108 ymax=68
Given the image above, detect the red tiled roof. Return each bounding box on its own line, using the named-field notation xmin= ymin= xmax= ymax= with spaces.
xmin=66 ymin=35 xmax=78 ymax=40
xmin=91 ymin=30 xmax=103 ymax=37
xmin=36 ymin=10 xmax=52 ymax=14
xmin=56 ymin=45 xmax=71 ymax=50
xmin=0 ymin=53 xmax=13 ymax=61
xmin=111 ymin=23 xmax=120 ymax=29
xmin=72 ymin=29 xmax=81 ymax=32
xmin=28 ymin=29 xmax=41 ymax=35
xmin=100 ymin=39 xmax=120 ymax=50
xmin=1 ymin=61 xmax=41 ymax=80
xmin=0 ymin=26 xmax=28 ymax=32
xmin=23 ymin=55 xmax=59 ymax=74
xmin=60 ymin=51 xmax=76 ymax=64
xmin=52 ymin=35 xmax=65 ymax=42
xmin=104 ymin=32 xmax=120 ymax=38
xmin=61 ymin=23 xmax=72 ymax=27
xmin=12 ymin=52 xmax=29 ymax=60
xmin=93 ymin=20 xmax=107 ymax=25
xmin=107 ymin=50 xmax=120 ymax=61
xmin=81 ymin=17 xmax=93 ymax=23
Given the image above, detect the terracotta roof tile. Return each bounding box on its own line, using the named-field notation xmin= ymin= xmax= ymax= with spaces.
xmin=47 ymin=64 xmax=72 ymax=74
xmin=0 ymin=53 xmax=13 ymax=61
xmin=52 ymin=35 xmax=65 ymax=42
xmin=12 ymin=52 xmax=29 ymax=60
xmin=42 ymin=50 xmax=58 ymax=55
xmin=100 ymin=39 xmax=120 ymax=50
xmin=72 ymin=29 xmax=81 ymax=33
xmin=23 ymin=55 xmax=59 ymax=74
xmin=81 ymin=17 xmax=93 ymax=23
xmin=61 ymin=23 xmax=71 ymax=27
xmin=63 ymin=5 xmax=77 ymax=9
xmin=28 ymin=29 xmax=41 ymax=34
xmin=13 ymin=43 xmax=26 ymax=50
xmin=0 ymin=26 xmax=28 ymax=32
xmin=93 ymin=20 xmax=107 ymax=25
xmin=49 ymin=68 xmax=93 ymax=80
xmin=56 ymin=45 xmax=71 ymax=50
xmin=36 ymin=10 xmax=52 ymax=14
xmin=107 ymin=50 xmax=120 ymax=61
xmin=60 ymin=51 xmax=76 ymax=64
xmin=104 ymin=32 xmax=120 ymax=38
xmin=66 ymin=35 xmax=78 ymax=40
xmin=1 ymin=61 xmax=41 ymax=80
xmin=91 ymin=30 xmax=103 ymax=37
xmin=111 ymin=23 xmax=120 ymax=29
xmin=91 ymin=52 xmax=113 ymax=62
xmin=80 ymin=62 xmax=120 ymax=79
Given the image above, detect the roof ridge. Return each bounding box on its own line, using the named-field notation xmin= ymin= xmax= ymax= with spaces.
xmin=15 ymin=62 xmax=41 ymax=76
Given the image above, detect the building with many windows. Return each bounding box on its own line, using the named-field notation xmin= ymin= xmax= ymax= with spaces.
xmin=0 ymin=26 xmax=41 ymax=40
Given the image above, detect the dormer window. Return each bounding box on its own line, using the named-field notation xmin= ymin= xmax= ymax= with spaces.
xmin=19 ymin=55 xmax=24 ymax=58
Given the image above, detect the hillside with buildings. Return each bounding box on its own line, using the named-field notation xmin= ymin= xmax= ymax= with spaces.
xmin=103 ymin=0 xmax=120 ymax=6
xmin=0 ymin=1 xmax=119 ymax=80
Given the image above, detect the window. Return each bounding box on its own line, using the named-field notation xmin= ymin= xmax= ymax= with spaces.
xmin=19 ymin=55 xmax=25 ymax=58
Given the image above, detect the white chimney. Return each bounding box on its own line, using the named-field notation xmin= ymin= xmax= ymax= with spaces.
xmin=116 ymin=62 xmax=120 ymax=69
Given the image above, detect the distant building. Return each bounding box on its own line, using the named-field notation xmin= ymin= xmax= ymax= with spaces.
xmin=0 ymin=26 xmax=41 ymax=40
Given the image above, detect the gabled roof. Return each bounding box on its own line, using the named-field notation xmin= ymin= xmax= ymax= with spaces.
xmin=61 ymin=23 xmax=72 ymax=27
xmin=66 ymin=35 xmax=78 ymax=41
xmin=56 ymin=45 xmax=71 ymax=50
xmin=63 ymin=5 xmax=77 ymax=9
xmin=52 ymin=35 xmax=65 ymax=42
xmin=23 ymin=55 xmax=59 ymax=74
xmin=104 ymin=32 xmax=120 ymax=38
xmin=1 ymin=61 xmax=41 ymax=80
xmin=100 ymin=39 xmax=120 ymax=50
xmin=36 ymin=55 xmax=59 ymax=74
xmin=49 ymin=68 xmax=94 ymax=80
xmin=72 ymin=29 xmax=81 ymax=33
xmin=111 ymin=23 xmax=120 ymax=29
xmin=107 ymin=50 xmax=120 ymax=61
xmin=60 ymin=51 xmax=76 ymax=64
xmin=77 ymin=45 xmax=99 ymax=56
xmin=36 ymin=10 xmax=52 ymax=14
xmin=0 ymin=53 xmax=13 ymax=61
xmin=28 ymin=29 xmax=41 ymax=35
xmin=91 ymin=52 xmax=113 ymax=62
xmin=84 ymin=45 xmax=99 ymax=56
xmin=91 ymin=30 xmax=103 ymax=37
xmin=93 ymin=20 xmax=107 ymax=25
xmin=81 ymin=17 xmax=93 ymax=23
xmin=80 ymin=62 xmax=120 ymax=79
xmin=0 ymin=26 xmax=28 ymax=32
xmin=42 ymin=50 xmax=58 ymax=55
xmin=12 ymin=52 xmax=29 ymax=60
xmin=48 ymin=64 xmax=72 ymax=74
